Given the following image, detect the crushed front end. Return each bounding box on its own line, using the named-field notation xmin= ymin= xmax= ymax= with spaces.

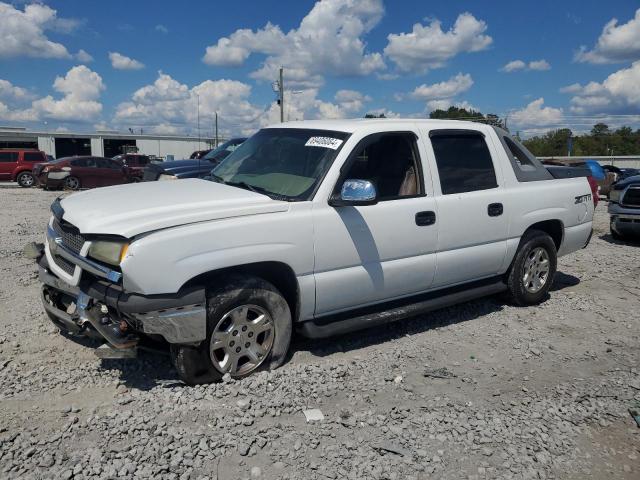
xmin=26 ymin=198 xmax=207 ymax=359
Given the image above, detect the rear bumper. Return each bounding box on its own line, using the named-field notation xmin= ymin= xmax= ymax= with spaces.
xmin=35 ymin=246 xmax=207 ymax=347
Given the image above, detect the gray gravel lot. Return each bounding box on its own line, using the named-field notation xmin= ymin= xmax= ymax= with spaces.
xmin=0 ymin=186 xmax=639 ymax=480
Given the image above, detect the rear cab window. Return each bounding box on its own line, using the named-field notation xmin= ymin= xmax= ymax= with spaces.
xmin=428 ymin=130 xmax=498 ymax=195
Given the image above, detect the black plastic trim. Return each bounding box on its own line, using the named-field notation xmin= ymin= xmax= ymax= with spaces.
xmin=297 ymin=277 xmax=507 ymax=338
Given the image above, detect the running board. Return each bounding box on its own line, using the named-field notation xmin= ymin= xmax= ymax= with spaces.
xmin=298 ymin=278 xmax=507 ymax=338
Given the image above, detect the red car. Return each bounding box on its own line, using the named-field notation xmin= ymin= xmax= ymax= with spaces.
xmin=112 ymin=153 xmax=151 ymax=181
xmin=34 ymin=156 xmax=132 ymax=190
xmin=0 ymin=149 xmax=47 ymax=187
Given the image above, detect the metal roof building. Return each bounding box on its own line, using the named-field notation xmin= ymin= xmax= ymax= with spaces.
xmin=0 ymin=126 xmax=220 ymax=160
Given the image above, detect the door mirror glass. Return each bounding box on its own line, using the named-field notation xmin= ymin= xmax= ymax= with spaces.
xmin=332 ymin=179 xmax=377 ymax=206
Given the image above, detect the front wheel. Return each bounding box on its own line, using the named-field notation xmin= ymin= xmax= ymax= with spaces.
xmin=507 ymin=230 xmax=557 ymax=306
xmin=64 ymin=176 xmax=81 ymax=190
xmin=171 ymin=274 xmax=292 ymax=385
xmin=17 ymin=171 xmax=35 ymax=188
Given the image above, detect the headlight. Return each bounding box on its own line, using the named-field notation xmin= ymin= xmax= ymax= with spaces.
xmin=88 ymin=240 xmax=129 ymax=266
xmin=609 ymin=189 xmax=621 ymax=203
xmin=158 ymin=174 xmax=178 ymax=181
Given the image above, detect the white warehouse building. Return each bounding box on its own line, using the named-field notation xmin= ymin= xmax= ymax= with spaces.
xmin=0 ymin=127 xmax=222 ymax=160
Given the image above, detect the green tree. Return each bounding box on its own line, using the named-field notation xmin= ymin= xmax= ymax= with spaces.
xmin=429 ymin=107 xmax=507 ymax=130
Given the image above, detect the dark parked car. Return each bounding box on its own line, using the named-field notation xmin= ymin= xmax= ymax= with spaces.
xmin=35 ymin=156 xmax=133 ymax=190
xmin=609 ymin=174 xmax=640 ymax=240
xmin=143 ymin=138 xmax=246 ymax=181
xmin=190 ymin=149 xmax=212 ymax=159
xmin=0 ymin=149 xmax=47 ymax=187
xmin=112 ymin=153 xmax=151 ymax=181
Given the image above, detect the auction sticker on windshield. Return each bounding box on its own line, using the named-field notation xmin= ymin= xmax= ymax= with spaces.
xmin=305 ymin=137 xmax=343 ymax=150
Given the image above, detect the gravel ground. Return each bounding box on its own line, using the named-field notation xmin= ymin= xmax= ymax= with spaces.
xmin=0 ymin=186 xmax=639 ymax=480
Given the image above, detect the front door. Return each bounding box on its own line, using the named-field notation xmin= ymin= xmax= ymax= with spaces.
xmin=313 ymin=131 xmax=438 ymax=316
xmin=423 ymin=128 xmax=508 ymax=287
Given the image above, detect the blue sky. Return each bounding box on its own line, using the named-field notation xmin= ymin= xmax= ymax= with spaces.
xmin=0 ymin=0 xmax=639 ymax=137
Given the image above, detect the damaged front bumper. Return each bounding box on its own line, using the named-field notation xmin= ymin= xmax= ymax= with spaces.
xmin=29 ymin=243 xmax=207 ymax=357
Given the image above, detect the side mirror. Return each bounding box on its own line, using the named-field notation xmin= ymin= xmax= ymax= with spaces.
xmin=330 ymin=179 xmax=377 ymax=207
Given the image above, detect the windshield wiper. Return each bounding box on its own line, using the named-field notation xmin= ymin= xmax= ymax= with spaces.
xmin=225 ymin=180 xmax=261 ymax=194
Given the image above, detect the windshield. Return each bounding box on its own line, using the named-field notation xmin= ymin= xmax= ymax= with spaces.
xmin=202 ymin=139 xmax=244 ymax=161
xmin=211 ymin=128 xmax=350 ymax=201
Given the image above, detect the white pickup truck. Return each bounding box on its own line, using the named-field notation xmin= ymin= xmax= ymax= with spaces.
xmin=27 ymin=119 xmax=594 ymax=384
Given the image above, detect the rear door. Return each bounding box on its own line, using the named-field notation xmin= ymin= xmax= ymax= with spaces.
xmin=423 ymin=128 xmax=508 ymax=288
xmin=96 ymin=158 xmax=126 ymax=186
xmin=0 ymin=151 xmax=18 ymax=180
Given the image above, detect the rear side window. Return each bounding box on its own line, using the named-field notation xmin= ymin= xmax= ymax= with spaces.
xmin=503 ymin=137 xmax=536 ymax=171
xmin=430 ymin=131 xmax=498 ymax=195
xmin=24 ymin=152 xmax=44 ymax=162
xmin=0 ymin=152 xmax=18 ymax=162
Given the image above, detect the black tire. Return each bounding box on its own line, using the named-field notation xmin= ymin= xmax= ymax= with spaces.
xmin=171 ymin=274 xmax=292 ymax=385
xmin=17 ymin=171 xmax=35 ymax=188
xmin=507 ymin=229 xmax=557 ymax=306
xmin=610 ymin=221 xmax=624 ymax=241
xmin=64 ymin=176 xmax=81 ymax=190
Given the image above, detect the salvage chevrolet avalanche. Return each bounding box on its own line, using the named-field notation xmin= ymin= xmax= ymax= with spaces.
xmin=26 ymin=120 xmax=595 ymax=384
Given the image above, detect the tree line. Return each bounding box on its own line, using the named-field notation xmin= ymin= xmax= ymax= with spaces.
xmin=364 ymin=107 xmax=640 ymax=157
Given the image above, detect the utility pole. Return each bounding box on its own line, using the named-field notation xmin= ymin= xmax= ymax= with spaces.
xmin=279 ymin=67 xmax=284 ymax=123
xmin=196 ymin=93 xmax=201 ymax=149
xmin=215 ymin=112 xmax=218 ymax=147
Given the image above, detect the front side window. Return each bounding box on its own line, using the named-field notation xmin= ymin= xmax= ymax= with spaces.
xmin=212 ymin=129 xmax=349 ymax=201
xmin=430 ymin=131 xmax=498 ymax=195
xmin=24 ymin=152 xmax=44 ymax=162
xmin=339 ymin=133 xmax=422 ymax=200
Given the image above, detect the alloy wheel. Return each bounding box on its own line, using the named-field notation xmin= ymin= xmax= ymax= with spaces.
xmin=209 ymin=304 xmax=274 ymax=376
xmin=522 ymin=247 xmax=550 ymax=293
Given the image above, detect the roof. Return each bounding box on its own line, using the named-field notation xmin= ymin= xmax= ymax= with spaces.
xmin=264 ymin=118 xmax=494 ymax=134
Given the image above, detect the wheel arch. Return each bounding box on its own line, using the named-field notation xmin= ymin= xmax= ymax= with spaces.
xmin=523 ymin=219 xmax=564 ymax=251
xmin=181 ymin=261 xmax=300 ymax=322
xmin=12 ymin=168 xmax=32 ymax=181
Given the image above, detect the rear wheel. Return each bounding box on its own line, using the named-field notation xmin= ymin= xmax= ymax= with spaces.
xmin=507 ymin=230 xmax=557 ymax=306
xmin=171 ymin=274 xmax=292 ymax=385
xmin=17 ymin=171 xmax=35 ymax=188
xmin=64 ymin=176 xmax=80 ymax=190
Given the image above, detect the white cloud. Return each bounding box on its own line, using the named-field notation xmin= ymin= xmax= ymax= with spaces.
xmin=155 ymin=24 xmax=169 ymax=34
xmin=32 ymin=65 xmax=105 ymax=121
xmin=426 ymin=99 xmax=475 ymax=112
xmin=528 ymin=59 xmax=551 ymax=71
xmin=0 ymin=2 xmax=78 ymax=59
xmin=334 ymin=89 xmax=371 ymax=112
xmin=501 ymin=60 xmax=526 ymax=72
xmin=410 ymin=73 xmax=474 ymax=100
xmin=501 ymin=59 xmax=550 ymax=72
xmin=384 ymin=12 xmax=492 ymax=73
xmin=564 ymin=60 xmax=640 ymax=114
xmin=0 ymin=79 xmax=34 ymax=101
xmin=511 ymin=98 xmax=563 ymax=128
xmin=109 ymin=52 xmax=145 ymax=70
xmin=0 ymin=66 xmax=105 ymax=123
xmin=75 ymin=49 xmax=93 ymax=63
xmin=575 ymin=8 xmax=640 ymax=64
xmin=114 ymin=72 xmax=264 ymax=136
xmin=202 ymin=0 xmax=386 ymax=89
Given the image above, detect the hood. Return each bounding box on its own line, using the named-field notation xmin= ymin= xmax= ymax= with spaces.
xmin=149 ymin=159 xmax=216 ymax=178
xmin=614 ymin=174 xmax=640 ymax=188
xmin=59 ymin=179 xmax=289 ymax=238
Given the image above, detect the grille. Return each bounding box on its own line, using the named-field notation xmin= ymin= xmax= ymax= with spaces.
xmin=52 ymin=218 xmax=85 ymax=254
xmin=53 ymin=254 xmax=76 ymax=276
xmin=622 ymin=187 xmax=640 ymax=208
